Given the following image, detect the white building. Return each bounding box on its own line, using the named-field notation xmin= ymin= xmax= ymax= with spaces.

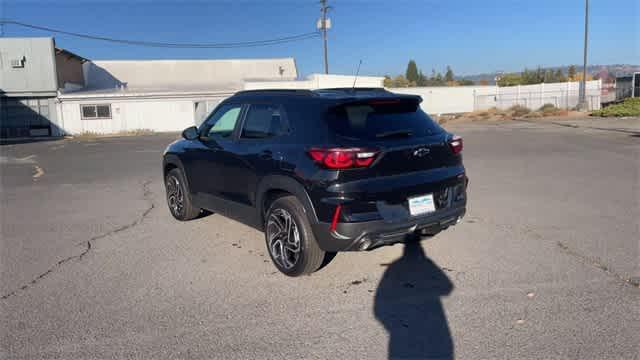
xmin=244 ymin=73 xmax=384 ymax=90
xmin=57 ymin=58 xmax=386 ymax=135
xmin=57 ymin=58 xmax=299 ymax=134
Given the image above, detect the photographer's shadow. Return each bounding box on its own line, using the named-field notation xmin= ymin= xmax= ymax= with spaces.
xmin=374 ymin=240 xmax=454 ymax=360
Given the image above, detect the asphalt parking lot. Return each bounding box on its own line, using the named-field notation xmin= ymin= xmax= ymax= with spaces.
xmin=1 ymin=118 xmax=639 ymax=359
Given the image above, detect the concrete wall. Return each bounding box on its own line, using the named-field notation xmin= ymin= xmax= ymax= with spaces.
xmin=244 ymin=74 xmax=384 ymax=90
xmin=244 ymin=79 xmax=315 ymax=90
xmin=311 ymin=74 xmax=383 ymax=88
xmin=57 ymin=93 xmax=231 ymax=135
xmin=389 ymin=86 xmax=496 ymax=114
xmin=477 ymin=80 xmax=602 ymax=111
xmin=389 ymin=80 xmax=602 ymax=113
xmin=0 ymin=37 xmax=58 ymax=96
xmin=83 ymin=58 xmax=298 ymax=91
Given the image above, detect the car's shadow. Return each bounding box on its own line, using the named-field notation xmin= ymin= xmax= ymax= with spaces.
xmin=374 ymin=239 xmax=454 ymax=360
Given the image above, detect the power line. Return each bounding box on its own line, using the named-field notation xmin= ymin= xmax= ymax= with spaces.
xmin=0 ymin=20 xmax=320 ymax=48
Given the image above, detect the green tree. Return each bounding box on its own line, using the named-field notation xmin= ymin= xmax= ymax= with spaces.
xmin=458 ymin=79 xmax=475 ymax=86
xmin=554 ymin=69 xmax=566 ymax=82
xmin=521 ymin=69 xmax=532 ymax=84
xmin=535 ymin=67 xmax=545 ymax=83
xmin=521 ymin=67 xmax=545 ymax=85
xmin=417 ymin=70 xmax=427 ymax=86
xmin=383 ymin=75 xmax=393 ymax=88
xmin=405 ymin=60 xmax=419 ymax=83
xmin=445 ymin=66 xmax=454 ymax=82
xmin=392 ymin=75 xmax=410 ymax=88
xmin=435 ymin=72 xmax=444 ymax=85
xmin=568 ymin=65 xmax=577 ymax=80
xmin=497 ymin=73 xmax=523 ymax=86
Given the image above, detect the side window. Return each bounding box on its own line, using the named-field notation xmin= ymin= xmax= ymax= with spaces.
xmin=241 ymin=104 xmax=287 ymax=139
xmin=203 ymin=104 xmax=242 ymax=139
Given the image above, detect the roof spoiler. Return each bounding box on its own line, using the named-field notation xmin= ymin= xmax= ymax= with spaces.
xmin=331 ymin=94 xmax=423 ymax=109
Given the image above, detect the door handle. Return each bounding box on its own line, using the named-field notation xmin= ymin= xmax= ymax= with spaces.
xmin=259 ymin=150 xmax=273 ymax=160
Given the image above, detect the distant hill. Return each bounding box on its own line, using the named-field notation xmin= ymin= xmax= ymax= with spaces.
xmin=459 ymin=64 xmax=640 ymax=84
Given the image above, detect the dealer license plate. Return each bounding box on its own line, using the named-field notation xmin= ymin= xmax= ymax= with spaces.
xmin=408 ymin=194 xmax=436 ymax=216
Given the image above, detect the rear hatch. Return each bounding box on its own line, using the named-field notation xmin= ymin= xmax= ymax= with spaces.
xmin=321 ymin=97 xmax=465 ymax=221
xmin=325 ymin=97 xmax=461 ymax=180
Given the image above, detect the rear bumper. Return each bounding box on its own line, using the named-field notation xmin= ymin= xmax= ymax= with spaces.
xmin=311 ymin=204 xmax=466 ymax=252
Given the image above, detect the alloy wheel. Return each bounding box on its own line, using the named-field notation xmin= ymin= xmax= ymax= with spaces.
xmin=266 ymin=208 xmax=301 ymax=269
xmin=166 ymin=175 xmax=184 ymax=217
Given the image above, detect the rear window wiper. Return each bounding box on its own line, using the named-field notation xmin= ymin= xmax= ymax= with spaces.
xmin=375 ymin=129 xmax=413 ymax=138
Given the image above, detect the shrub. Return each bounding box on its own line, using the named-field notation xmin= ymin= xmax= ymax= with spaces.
xmin=523 ymin=111 xmax=543 ymax=118
xmin=591 ymin=98 xmax=640 ymax=117
xmin=74 ymin=129 xmax=155 ymax=139
xmin=508 ymin=105 xmax=531 ymax=117
xmin=539 ymin=103 xmax=558 ymax=113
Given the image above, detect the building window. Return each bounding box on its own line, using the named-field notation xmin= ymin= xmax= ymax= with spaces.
xmin=81 ymin=104 xmax=111 ymax=119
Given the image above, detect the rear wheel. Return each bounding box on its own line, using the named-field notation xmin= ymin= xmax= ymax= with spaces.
xmin=265 ymin=196 xmax=325 ymax=276
xmin=165 ymin=168 xmax=200 ymax=221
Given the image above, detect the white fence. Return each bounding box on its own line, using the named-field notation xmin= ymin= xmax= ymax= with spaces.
xmin=389 ymin=86 xmax=495 ymax=114
xmin=474 ymin=80 xmax=602 ymax=111
xmin=388 ymin=80 xmax=602 ymax=114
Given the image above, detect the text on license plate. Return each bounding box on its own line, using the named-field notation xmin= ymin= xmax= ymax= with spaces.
xmin=408 ymin=194 xmax=436 ymax=216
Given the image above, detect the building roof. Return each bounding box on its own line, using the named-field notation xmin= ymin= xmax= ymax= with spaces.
xmin=83 ymin=58 xmax=298 ymax=92
xmin=58 ymin=86 xmax=239 ymax=100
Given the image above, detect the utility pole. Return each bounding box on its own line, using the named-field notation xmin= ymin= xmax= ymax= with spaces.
xmin=318 ymin=0 xmax=331 ymax=74
xmin=578 ymin=0 xmax=589 ymax=110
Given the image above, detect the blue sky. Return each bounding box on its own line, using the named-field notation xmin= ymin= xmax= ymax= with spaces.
xmin=1 ymin=0 xmax=638 ymax=77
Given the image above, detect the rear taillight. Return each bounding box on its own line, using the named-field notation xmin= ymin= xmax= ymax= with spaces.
xmin=449 ymin=135 xmax=463 ymax=154
xmin=307 ymin=148 xmax=378 ymax=169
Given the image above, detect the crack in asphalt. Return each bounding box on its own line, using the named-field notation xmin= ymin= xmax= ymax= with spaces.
xmin=549 ymin=121 xmax=640 ymax=135
xmin=556 ymin=241 xmax=639 ymax=288
xmin=1 ymin=180 xmax=156 ymax=300
xmin=470 ymin=218 xmax=638 ymax=288
xmin=514 ymin=118 xmax=640 ymax=135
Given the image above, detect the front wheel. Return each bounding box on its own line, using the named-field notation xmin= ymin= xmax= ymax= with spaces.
xmin=265 ymin=196 xmax=325 ymax=276
xmin=165 ymin=168 xmax=200 ymax=221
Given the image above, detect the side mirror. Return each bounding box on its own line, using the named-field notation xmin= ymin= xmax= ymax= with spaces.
xmin=182 ymin=126 xmax=199 ymax=140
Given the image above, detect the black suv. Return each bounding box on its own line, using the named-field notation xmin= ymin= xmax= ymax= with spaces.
xmin=163 ymin=88 xmax=467 ymax=276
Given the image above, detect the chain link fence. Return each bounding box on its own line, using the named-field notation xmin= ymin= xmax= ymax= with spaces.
xmin=474 ymin=81 xmax=602 ymax=112
xmin=475 ymin=90 xmax=601 ymax=111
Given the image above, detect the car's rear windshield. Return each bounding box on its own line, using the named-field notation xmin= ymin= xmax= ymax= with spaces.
xmin=326 ymin=101 xmax=444 ymax=140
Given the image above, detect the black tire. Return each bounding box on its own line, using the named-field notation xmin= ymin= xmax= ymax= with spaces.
xmin=165 ymin=168 xmax=200 ymax=221
xmin=265 ymin=195 xmax=325 ymax=276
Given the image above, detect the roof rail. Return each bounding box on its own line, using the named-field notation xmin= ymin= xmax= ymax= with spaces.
xmin=234 ymin=89 xmax=315 ymax=96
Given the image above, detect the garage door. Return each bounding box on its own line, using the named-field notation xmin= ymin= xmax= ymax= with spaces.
xmin=0 ymin=97 xmax=52 ymax=138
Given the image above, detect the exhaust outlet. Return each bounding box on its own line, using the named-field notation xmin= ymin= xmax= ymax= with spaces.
xmin=359 ymin=238 xmax=372 ymax=251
